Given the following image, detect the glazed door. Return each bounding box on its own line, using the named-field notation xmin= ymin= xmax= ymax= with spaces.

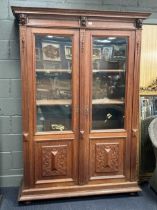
xmin=79 ymin=30 xmax=136 ymax=184
xmin=28 ymin=28 xmax=80 ymax=187
xmin=28 ymin=27 xmax=136 ymax=187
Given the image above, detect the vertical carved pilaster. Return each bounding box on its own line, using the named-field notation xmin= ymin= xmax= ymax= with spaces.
xmin=20 ymin=29 xmax=26 ymax=53
xmin=80 ymin=29 xmax=85 ymax=53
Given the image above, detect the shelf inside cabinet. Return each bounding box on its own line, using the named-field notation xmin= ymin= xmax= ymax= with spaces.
xmin=93 ymin=69 xmax=125 ymax=73
xmin=37 ymin=99 xmax=71 ymax=106
xmin=92 ymin=98 xmax=124 ymax=104
xmin=36 ymin=69 xmax=71 ymax=73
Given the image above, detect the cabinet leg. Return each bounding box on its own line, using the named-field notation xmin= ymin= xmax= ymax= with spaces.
xmin=0 ymin=194 xmax=3 ymax=206
xmin=23 ymin=201 xmax=32 ymax=205
xmin=130 ymin=192 xmax=138 ymax=196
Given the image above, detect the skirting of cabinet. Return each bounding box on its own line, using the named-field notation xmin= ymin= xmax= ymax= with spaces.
xmin=18 ymin=181 xmax=141 ymax=201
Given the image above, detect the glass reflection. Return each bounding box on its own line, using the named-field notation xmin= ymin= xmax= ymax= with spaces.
xmin=92 ymin=37 xmax=128 ymax=129
xmin=35 ymin=35 xmax=72 ymax=132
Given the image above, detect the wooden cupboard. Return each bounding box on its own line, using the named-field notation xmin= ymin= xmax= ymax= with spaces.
xmin=12 ymin=6 xmax=150 ymax=201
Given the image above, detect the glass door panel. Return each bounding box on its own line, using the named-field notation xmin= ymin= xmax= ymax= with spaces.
xmin=92 ymin=37 xmax=128 ymax=129
xmin=35 ymin=35 xmax=72 ymax=132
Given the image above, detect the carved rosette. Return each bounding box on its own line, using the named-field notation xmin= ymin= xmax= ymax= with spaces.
xmin=42 ymin=145 xmax=67 ymax=177
xmin=95 ymin=143 xmax=119 ymax=173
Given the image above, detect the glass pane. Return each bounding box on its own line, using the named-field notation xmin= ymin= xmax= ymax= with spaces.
xmin=35 ymin=35 xmax=72 ymax=132
xmin=92 ymin=37 xmax=128 ymax=130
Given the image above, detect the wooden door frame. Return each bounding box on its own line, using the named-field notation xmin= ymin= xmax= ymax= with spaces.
xmin=24 ymin=27 xmax=80 ymax=187
xmin=79 ymin=29 xmax=136 ymax=184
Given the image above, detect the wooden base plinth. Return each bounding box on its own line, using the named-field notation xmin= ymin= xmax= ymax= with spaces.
xmin=18 ymin=182 xmax=141 ymax=202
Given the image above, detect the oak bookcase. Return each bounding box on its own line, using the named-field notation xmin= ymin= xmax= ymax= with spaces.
xmin=12 ymin=6 xmax=150 ymax=201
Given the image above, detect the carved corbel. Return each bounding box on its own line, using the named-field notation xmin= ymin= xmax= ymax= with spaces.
xmin=135 ymin=19 xmax=143 ymax=29
xmin=18 ymin=14 xmax=27 ymax=25
xmin=80 ymin=16 xmax=87 ymax=27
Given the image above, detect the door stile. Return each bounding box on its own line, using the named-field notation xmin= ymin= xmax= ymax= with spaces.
xmin=124 ymin=31 xmax=136 ymax=180
xmin=79 ymin=29 xmax=91 ymax=185
xmin=71 ymin=30 xmax=80 ymax=183
xmin=130 ymin=29 xmax=142 ymax=181
xmin=26 ymin=27 xmax=36 ymax=187
xmin=20 ymin=25 xmax=30 ymax=188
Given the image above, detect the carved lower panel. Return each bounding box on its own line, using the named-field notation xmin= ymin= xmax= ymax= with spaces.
xmin=42 ymin=145 xmax=68 ymax=177
xmin=95 ymin=143 xmax=120 ymax=173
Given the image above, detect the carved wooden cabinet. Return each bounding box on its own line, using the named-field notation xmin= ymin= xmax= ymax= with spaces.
xmin=12 ymin=7 xmax=150 ymax=201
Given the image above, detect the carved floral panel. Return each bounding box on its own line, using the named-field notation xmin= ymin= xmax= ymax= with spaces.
xmin=42 ymin=145 xmax=68 ymax=177
xmin=95 ymin=143 xmax=120 ymax=173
